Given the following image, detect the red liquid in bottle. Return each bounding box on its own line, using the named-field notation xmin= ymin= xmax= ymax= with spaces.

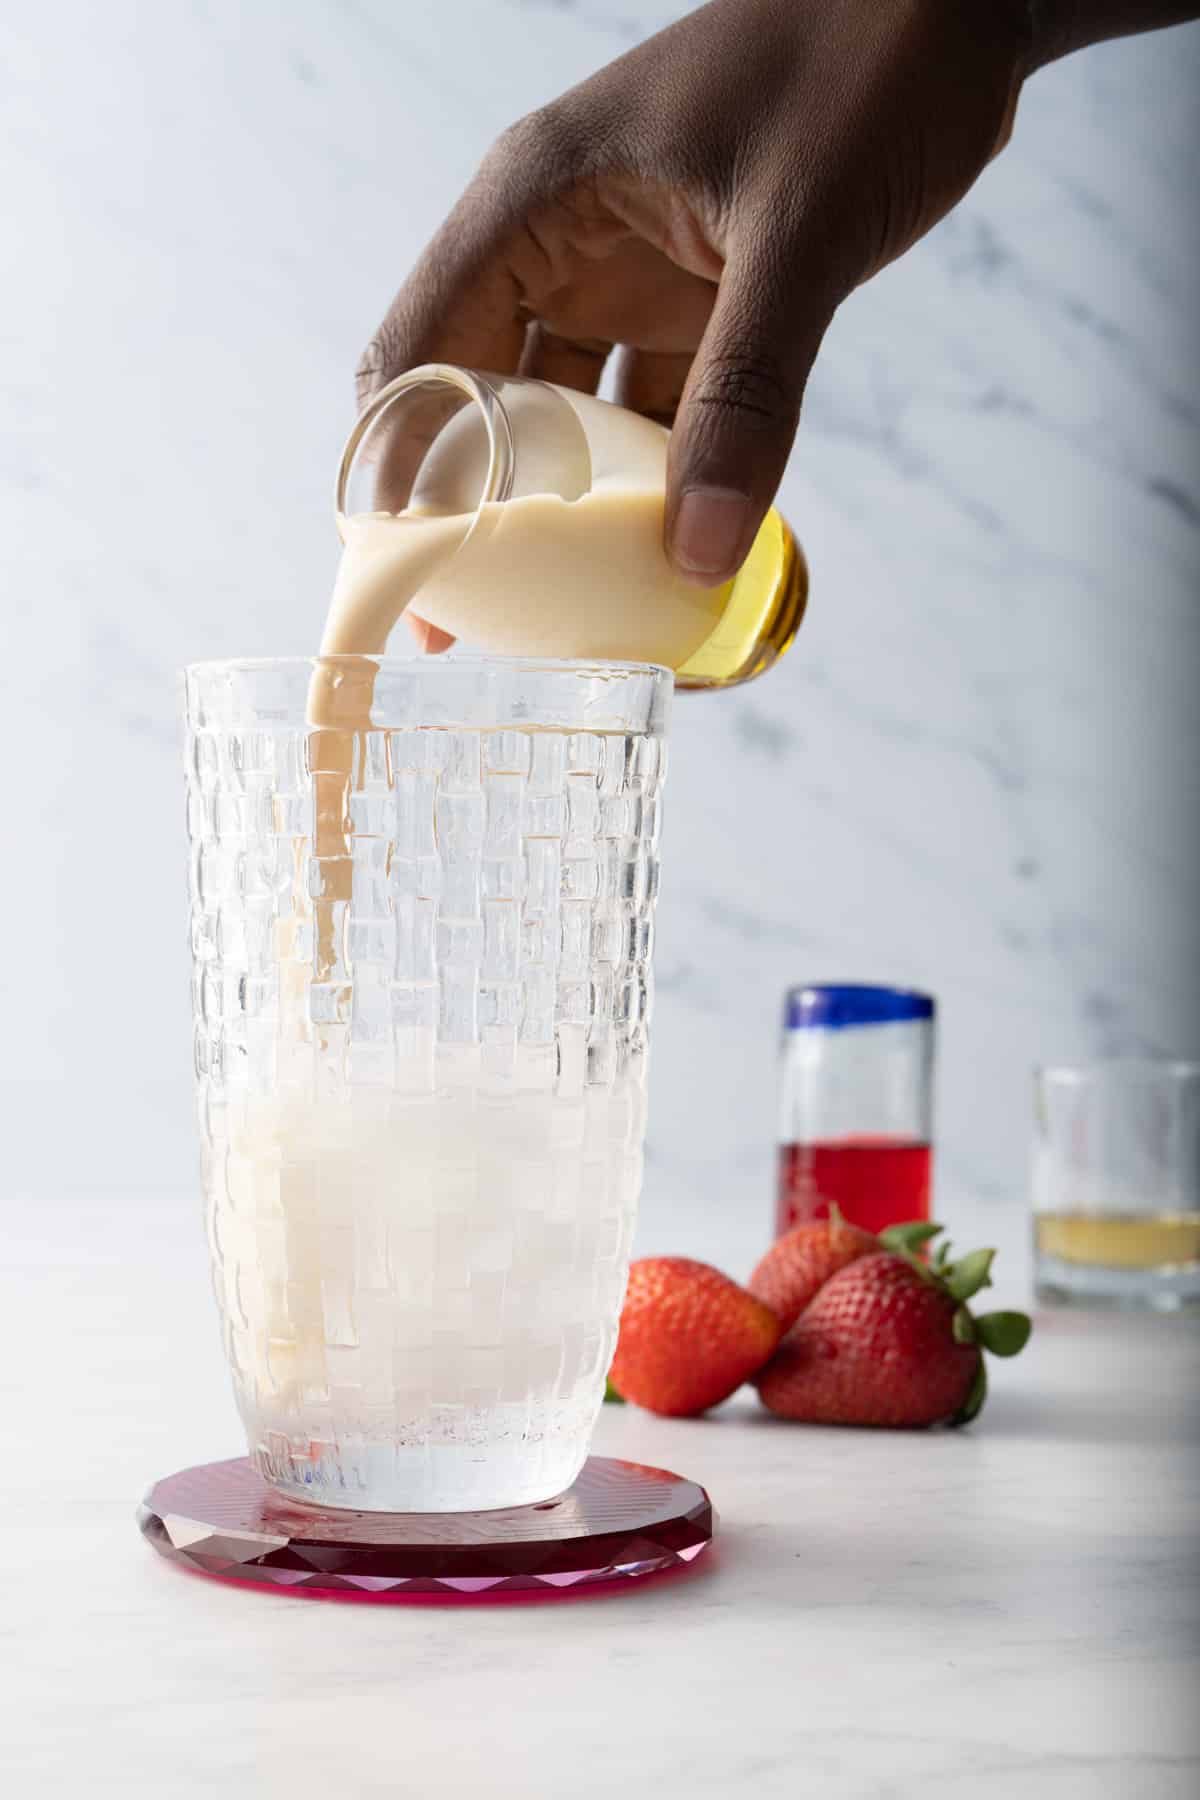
xmin=776 ymin=1137 xmax=932 ymax=1238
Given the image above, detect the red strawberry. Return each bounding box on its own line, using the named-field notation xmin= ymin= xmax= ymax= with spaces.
xmin=608 ymin=1257 xmax=783 ymax=1417
xmin=747 ymin=1209 xmax=879 ymax=1330
xmin=756 ymin=1233 xmax=1031 ymax=1428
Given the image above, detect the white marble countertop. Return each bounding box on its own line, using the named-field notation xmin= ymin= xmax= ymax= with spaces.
xmin=6 ymin=1190 xmax=1198 ymax=1798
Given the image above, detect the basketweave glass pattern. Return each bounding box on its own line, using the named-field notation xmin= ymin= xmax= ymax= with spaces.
xmin=184 ymin=657 xmax=670 ymax=1512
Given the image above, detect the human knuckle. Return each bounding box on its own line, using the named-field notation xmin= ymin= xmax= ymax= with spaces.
xmin=491 ymin=101 xmax=587 ymax=179
xmin=354 ymin=306 xmax=417 ymax=405
xmin=354 ymin=335 xmax=387 ymax=406
xmin=691 ymin=352 xmax=791 ymax=427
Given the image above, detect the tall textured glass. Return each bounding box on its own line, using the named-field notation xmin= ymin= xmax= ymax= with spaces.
xmin=184 ymin=656 xmax=670 ymax=1511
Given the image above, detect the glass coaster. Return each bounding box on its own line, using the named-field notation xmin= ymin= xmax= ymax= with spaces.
xmin=138 ymin=1454 xmax=715 ymax=1600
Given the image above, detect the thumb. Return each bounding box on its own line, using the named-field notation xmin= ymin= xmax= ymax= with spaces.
xmin=666 ymin=238 xmax=833 ymax=585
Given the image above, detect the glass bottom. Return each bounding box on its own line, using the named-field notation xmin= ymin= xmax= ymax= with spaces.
xmin=1034 ymin=1212 xmax=1200 ymax=1311
xmin=1035 ymin=1252 xmax=1200 ymax=1312
xmin=251 ymin=1432 xmax=590 ymax=1514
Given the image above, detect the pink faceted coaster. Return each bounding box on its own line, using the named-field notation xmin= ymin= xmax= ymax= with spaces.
xmin=138 ymin=1455 xmax=715 ymax=1600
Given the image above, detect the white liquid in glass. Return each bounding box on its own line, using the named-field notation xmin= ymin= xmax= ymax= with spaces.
xmin=210 ymin=1075 xmax=643 ymax=1511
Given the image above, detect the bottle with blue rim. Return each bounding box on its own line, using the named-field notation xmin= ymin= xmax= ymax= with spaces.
xmin=777 ymin=984 xmax=936 ymax=1239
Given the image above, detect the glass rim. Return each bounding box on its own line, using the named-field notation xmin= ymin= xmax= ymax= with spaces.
xmin=335 ymin=363 xmax=515 ymax=525
xmin=784 ymin=982 xmax=935 ymax=1031
xmin=1035 ymin=1057 xmax=1200 ymax=1085
xmin=183 ymin=653 xmax=673 ymax=682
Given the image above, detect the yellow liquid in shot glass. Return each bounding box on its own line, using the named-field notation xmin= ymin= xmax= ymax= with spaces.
xmin=1035 ymin=1212 xmax=1200 ymax=1271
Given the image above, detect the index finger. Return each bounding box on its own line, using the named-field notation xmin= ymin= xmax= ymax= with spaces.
xmin=356 ymin=188 xmax=530 ymax=408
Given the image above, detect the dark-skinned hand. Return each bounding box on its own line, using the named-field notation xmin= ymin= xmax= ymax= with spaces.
xmin=355 ymin=0 xmax=1197 ymax=647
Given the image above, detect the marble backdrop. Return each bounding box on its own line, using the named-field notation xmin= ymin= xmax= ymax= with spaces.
xmin=4 ymin=0 xmax=1197 ymax=1295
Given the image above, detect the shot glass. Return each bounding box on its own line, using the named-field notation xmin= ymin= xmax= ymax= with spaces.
xmin=777 ymin=984 xmax=935 ymax=1238
xmin=1032 ymin=1060 xmax=1200 ymax=1311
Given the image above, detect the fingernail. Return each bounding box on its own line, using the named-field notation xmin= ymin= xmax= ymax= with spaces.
xmin=671 ymin=487 xmax=754 ymax=582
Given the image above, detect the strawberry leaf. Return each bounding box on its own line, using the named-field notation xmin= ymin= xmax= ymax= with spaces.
xmin=604 ymin=1378 xmax=625 ymax=1404
xmin=879 ymin=1221 xmax=943 ymax=1254
xmin=950 ymin=1356 xmax=988 ymax=1427
xmin=975 ymin=1311 xmax=1032 ymax=1357
xmin=952 ymin=1303 xmax=978 ymax=1345
xmin=943 ymin=1247 xmax=995 ymax=1302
